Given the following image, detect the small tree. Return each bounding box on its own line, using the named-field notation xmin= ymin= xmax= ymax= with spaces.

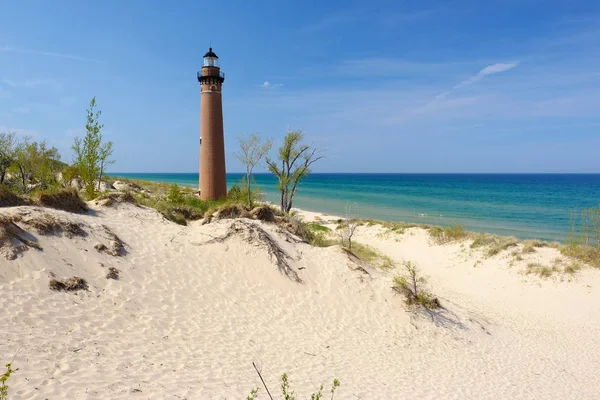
xmin=72 ymin=97 xmax=112 ymax=198
xmin=234 ymin=133 xmax=272 ymax=207
xmin=338 ymin=201 xmax=359 ymax=250
xmin=266 ymin=131 xmax=323 ymax=213
xmin=97 ymin=141 xmax=114 ymax=191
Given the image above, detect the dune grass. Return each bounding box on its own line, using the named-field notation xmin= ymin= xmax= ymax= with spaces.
xmin=470 ymin=233 xmax=519 ymax=257
xmin=393 ymin=261 xmax=440 ymax=309
xmin=349 ymin=242 xmax=394 ymax=269
xmin=429 ymin=223 xmax=469 ymax=244
xmin=32 ymin=187 xmax=88 ymax=213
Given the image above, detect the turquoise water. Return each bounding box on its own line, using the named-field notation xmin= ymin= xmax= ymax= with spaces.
xmin=109 ymin=173 xmax=600 ymax=242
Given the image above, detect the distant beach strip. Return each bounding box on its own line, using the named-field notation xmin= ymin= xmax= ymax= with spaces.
xmin=109 ymin=173 xmax=600 ymax=242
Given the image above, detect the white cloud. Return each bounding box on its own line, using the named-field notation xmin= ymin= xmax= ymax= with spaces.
xmin=262 ymin=81 xmax=283 ymax=89
xmin=454 ymin=62 xmax=519 ymax=89
xmin=431 ymin=62 xmax=519 ymax=103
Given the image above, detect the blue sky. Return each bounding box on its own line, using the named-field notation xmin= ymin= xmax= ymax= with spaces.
xmin=1 ymin=0 xmax=599 ymax=173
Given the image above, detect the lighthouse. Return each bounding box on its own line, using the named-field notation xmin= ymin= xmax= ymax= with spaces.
xmin=197 ymin=47 xmax=226 ymax=200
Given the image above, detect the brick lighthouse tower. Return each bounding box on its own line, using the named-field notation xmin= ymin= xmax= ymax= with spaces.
xmin=197 ymin=47 xmax=226 ymax=200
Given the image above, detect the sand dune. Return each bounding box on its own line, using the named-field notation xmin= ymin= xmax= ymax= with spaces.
xmin=1 ymin=203 xmax=600 ymax=399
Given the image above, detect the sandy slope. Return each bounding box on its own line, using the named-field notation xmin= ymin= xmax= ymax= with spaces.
xmin=1 ymin=203 xmax=600 ymax=399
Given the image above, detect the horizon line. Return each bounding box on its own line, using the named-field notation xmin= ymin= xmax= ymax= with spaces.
xmin=108 ymin=172 xmax=600 ymax=175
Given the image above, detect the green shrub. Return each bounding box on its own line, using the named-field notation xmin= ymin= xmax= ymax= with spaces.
xmin=248 ymin=370 xmax=340 ymax=400
xmin=167 ymin=184 xmax=185 ymax=204
xmin=0 ymin=360 xmax=14 ymax=400
xmin=393 ymin=261 xmax=440 ymax=309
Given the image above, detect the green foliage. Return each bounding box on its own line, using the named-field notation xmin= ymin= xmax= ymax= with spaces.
xmin=0 ymin=132 xmax=22 ymax=185
xmin=249 ymin=372 xmax=340 ymax=400
xmin=62 ymin=164 xmax=80 ymax=185
xmin=247 ymin=388 xmax=259 ymax=400
xmin=72 ymin=97 xmax=113 ymax=199
xmin=266 ymin=131 xmax=323 ymax=213
xmin=562 ymin=205 xmax=600 ymax=268
xmin=1 ymin=362 xmax=14 ymax=400
xmin=167 ymin=184 xmax=185 ymax=204
xmin=348 ymin=242 xmax=394 ymax=269
xmin=234 ymin=133 xmax=273 ymax=206
xmin=393 ymin=261 xmax=440 ymax=309
xmin=9 ymin=139 xmax=61 ymax=193
xmin=228 ymin=180 xmax=264 ymax=205
xmin=429 ymin=223 xmax=468 ymax=244
xmin=306 ymin=223 xmax=331 ymax=233
xmin=281 ymin=373 xmax=295 ymax=400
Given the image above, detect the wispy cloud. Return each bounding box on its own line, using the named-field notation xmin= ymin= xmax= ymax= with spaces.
xmin=262 ymin=81 xmax=283 ymax=89
xmin=454 ymin=63 xmax=519 ymax=89
xmin=0 ymin=46 xmax=106 ymax=64
xmin=427 ymin=62 xmax=519 ymax=107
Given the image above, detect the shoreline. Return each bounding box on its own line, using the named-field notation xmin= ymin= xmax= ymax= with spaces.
xmin=108 ymin=175 xmax=578 ymax=242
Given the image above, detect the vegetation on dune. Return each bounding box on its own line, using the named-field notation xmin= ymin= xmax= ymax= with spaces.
xmin=266 ymin=131 xmax=323 ymax=213
xmin=248 ymin=364 xmax=340 ymax=400
xmin=72 ymin=97 xmax=114 ymax=199
xmin=429 ymin=223 xmax=469 ymax=244
xmin=470 ymin=233 xmax=519 ymax=257
xmin=32 ymin=187 xmax=88 ymax=213
xmin=347 ymin=242 xmax=394 ymax=269
xmin=562 ymin=205 xmax=600 ymax=268
xmin=234 ymin=132 xmax=272 ymax=207
xmin=393 ymin=261 xmax=440 ymax=309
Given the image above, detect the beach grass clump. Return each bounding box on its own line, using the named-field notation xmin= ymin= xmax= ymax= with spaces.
xmin=32 ymin=187 xmax=88 ymax=213
xmin=525 ymin=263 xmax=559 ymax=278
xmin=306 ymin=222 xmax=331 ymax=233
xmin=349 ymin=242 xmax=394 ymax=269
xmin=393 ymin=261 xmax=440 ymax=309
xmin=429 ymin=223 xmax=469 ymax=244
xmin=49 ymin=276 xmax=88 ymax=292
xmin=560 ymin=244 xmax=600 ymax=269
xmin=563 ymin=263 xmax=582 ymax=275
xmin=471 ymin=233 xmax=518 ymax=257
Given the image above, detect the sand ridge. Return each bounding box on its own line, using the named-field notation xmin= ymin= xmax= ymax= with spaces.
xmin=1 ymin=203 xmax=599 ymax=399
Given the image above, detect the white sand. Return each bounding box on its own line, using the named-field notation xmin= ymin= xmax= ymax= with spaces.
xmin=1 ymin=203 xmax=600 ymax=399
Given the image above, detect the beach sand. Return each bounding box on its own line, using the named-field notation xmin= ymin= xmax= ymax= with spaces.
xmin=1 ymin=203 xmax=600 ymax=399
